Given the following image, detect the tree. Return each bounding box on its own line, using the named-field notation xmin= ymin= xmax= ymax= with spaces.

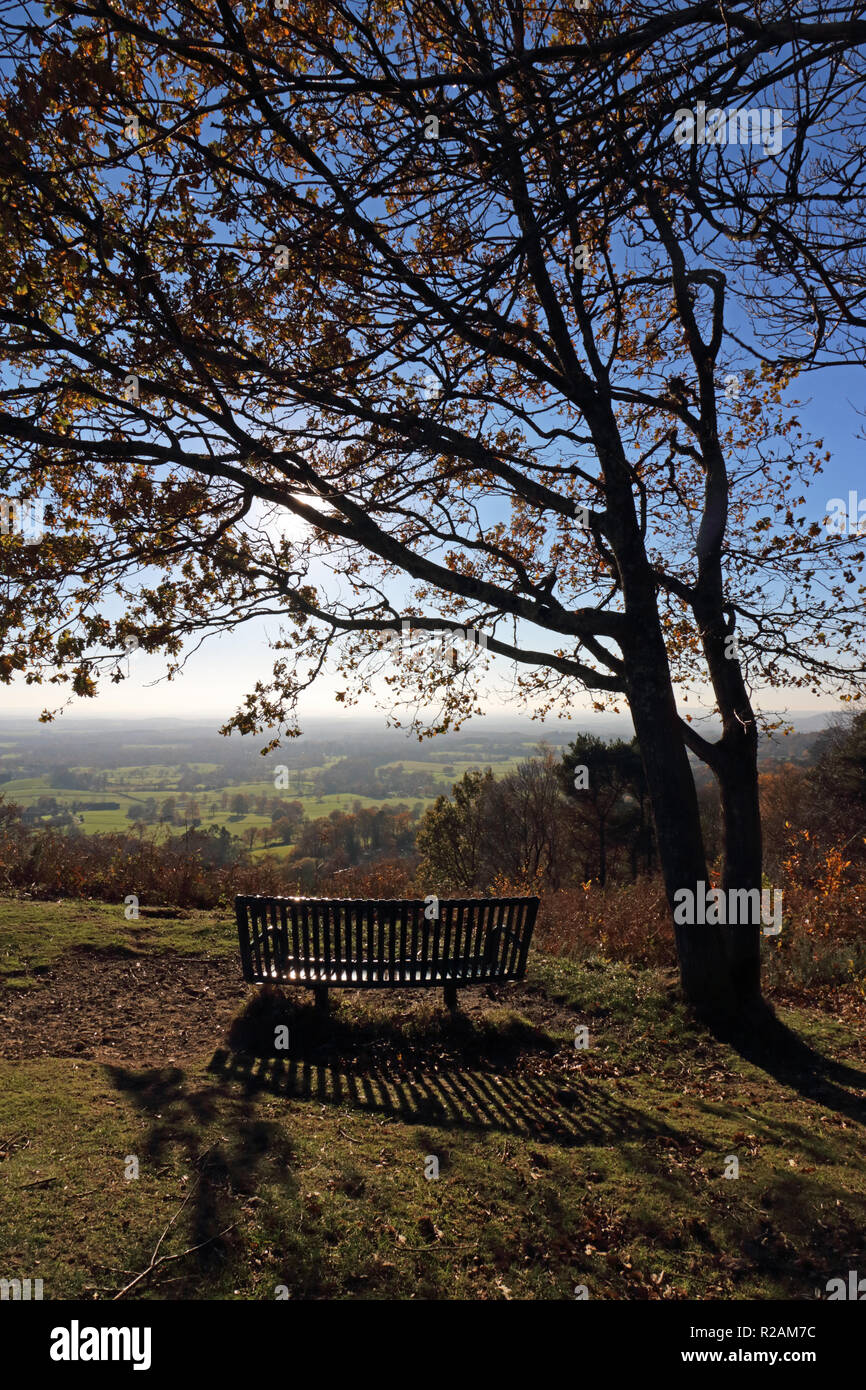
xmin=270 ymin=798 xmax=304 ymax=844
xmin=416 ymin=768 xmax=496 ymax=891
xmin=757 ymin=762 xmax=806 ymax=878
xmin=559 ymin=735 xmax=651 ymax=886
xmin=2 ymin=2 xmax=866 ymax=1018
xmin=417 ymin=754 xmax=568 ymax=891
xmin=805 ymin=712 xmax=866 ymax=859
xmin=487 ymin=751 xmax=568 ymax=888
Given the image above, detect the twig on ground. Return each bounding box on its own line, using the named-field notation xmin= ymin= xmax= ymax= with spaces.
xmin=110 ymin=1171 xmax=239 ymax=1301
xmin=112 ymin=1221 xmax=239 ymax=1300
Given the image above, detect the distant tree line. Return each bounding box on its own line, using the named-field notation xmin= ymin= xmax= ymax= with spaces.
xmin=416 ymin=718 xmax=866 ymax=897
xmin=313 ymin=756 xmax=438 ymax=799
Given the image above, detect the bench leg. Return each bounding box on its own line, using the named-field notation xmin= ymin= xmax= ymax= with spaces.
xmin=443 ymin=982 xmax=458 ymax=1012
xmin=313 ymin=985 xmax=329 ymax=1015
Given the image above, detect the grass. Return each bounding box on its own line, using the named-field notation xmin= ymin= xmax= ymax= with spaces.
xmin=0 ymin=897 xmax=236 ymax=986
xmin=0 ymin=895 xmax=864 ymax=1300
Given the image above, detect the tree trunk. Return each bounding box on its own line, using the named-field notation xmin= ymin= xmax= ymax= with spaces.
xmin=598 ymin=412 xmax=765 ymax=1022
xmin=690 ymin=588 xmax=768 ymax=1022
xmin=716 ymin=742 xmax=765 ymax=1017
xmin=625 ymin=630 xmax=735 ymax=1018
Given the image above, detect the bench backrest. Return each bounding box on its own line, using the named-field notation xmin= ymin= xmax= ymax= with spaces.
xmin=236 ymin=895 xmax=539 ymax=986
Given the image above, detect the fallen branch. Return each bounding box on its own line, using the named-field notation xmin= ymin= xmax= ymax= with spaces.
xmin=111 ymin=1174 xmax=239 ymax=1301
xmin=111 ymin=1221 xmax=239 ymax=1300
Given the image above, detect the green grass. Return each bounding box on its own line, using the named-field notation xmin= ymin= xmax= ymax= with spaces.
xmin=0 ymin=897 xmax=236 ymax=986
xmin=1 ymin=897 xmax=865 ymax=1299
xmin=251 ymin=842 xmax=298 ymax=860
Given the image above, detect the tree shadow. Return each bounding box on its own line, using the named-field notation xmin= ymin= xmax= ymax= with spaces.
xmin=105 ymin=1063 xmax=297 ymax=1296
xmin=712 ymin=1011 xmax=866 ymax=1129
xmin=205 ymin=1002 xmax=866 ymax=1296
xmin=104 ymin=987 xmax=866 ymax=1301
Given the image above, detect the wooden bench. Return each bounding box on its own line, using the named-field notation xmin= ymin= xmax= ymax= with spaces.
xmin=235 ymin=894 xmax=539 ymax=1012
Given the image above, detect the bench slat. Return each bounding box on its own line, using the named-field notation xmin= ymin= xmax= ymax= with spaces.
xmin=315 ymin=901 xmax=325 ymax=979
xmin=430 ymin=897 xmax=442 ymax=980
xmin=365 ymin=902 xmax=375 ymax=984
xmin=357 ymin=901 xmax=367 ymax=984
xmin=372 ymin=901 xmax=382 ymax=984
xmin=290 ymin=900 xmax=301 ymax=979
xmin=276 ymin=901 xmax=288 ymax=975
xmin=386 ymin=900 xmax=396 ymax=984
xmin=264 ymin=899 xmax=278 ymax=980
xmin=509 ymin=900 xmax=527 ymax=976
xmin=321 ymin=900 xmax=332 ymax=980
xmin=485 ymin=900 xmax=501 ymax=979
xmin=408 ymin=899 xmax=420 ymax=984
xmin=439 ymin=900 xmax=453 ymax=983
xmin=397 ymin=900 xmax=407 ymax=985
xmin=494 ymin=898 xmax=511 ymax=975
xmin=463 ymin=901 xmax=476 ymax=978
xmin=300 ymin=901 xmax=311 ymax=980
xmin=451 ymin=901 xmax=464 ymax=979
xmin=419 ymin=899 xmax=430 ymax=983
xmin=470 ymin=900 xmax=486 ymax=981
xmin=501 ymin=900 xmax=517 ymax=976
xmin=250 ymin=900 xmax=264 ymax=979
xmin=515 ymin=899 xmax=535 ymax=978
xmin=235 ymin=895 xmax=539 ymax=996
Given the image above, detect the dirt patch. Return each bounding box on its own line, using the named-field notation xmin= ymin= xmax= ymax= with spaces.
xmin=0 ymin=950 xmax=249 ymax=1067
xmin=0 ymin=951 xmax=582 ymax=1068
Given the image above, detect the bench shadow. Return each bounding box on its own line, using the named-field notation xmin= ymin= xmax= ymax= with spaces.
xmin=208 ymin=1045 xmax=669 ymax=1146
xmin=209 ymin=986 xmax=672 ymax=1147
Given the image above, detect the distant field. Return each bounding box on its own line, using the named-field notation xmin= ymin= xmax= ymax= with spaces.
xmin=250 ymin=841 xmax=296 ymax=860
xmin=0 ymin=758 xmax=522 ymax=845
xmin=379 ymin=757 xmax=522 ymax=782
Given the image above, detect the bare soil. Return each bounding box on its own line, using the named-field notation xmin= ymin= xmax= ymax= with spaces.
xmin=0 ymin=950 xmax=248 ymax=1066
xmin=0 ymin=949 xmax=581 ymax=1068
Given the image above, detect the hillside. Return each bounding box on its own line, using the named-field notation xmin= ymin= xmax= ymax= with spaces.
xmin=1 ymin=896 xmax=864 ymax=1301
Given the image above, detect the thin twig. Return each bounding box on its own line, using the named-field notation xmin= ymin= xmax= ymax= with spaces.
xmin=112 ymin=1222 xmax=239 ymax=1301
xmin=111 ymin=1163 xmax=238 ymax=1301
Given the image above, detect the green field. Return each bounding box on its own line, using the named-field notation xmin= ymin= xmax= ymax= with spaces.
xmin=0 ymin=756 xmax=521 ymax=844
xmin=0 ymin=897 xmax=235 ymax=986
